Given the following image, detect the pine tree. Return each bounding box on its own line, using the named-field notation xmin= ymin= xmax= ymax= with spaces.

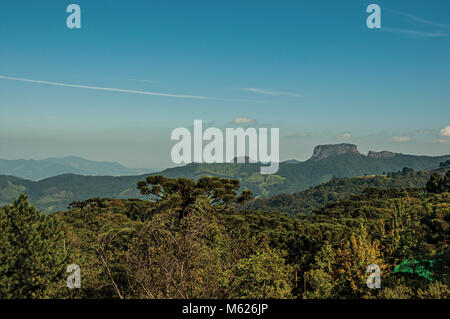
xmin=426 ymin=173 xmax=443 ymax=194
xmin=0 ymin=194 xmax=67 ymax=298
xmin=443 ymin=171 xmax=450 ymax=192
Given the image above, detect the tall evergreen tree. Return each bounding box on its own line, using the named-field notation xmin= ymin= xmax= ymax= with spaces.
xmin=0 ymin=194 xmax=67 ymax=298
xmin=426 ymin=173 xmax=443 ymax=194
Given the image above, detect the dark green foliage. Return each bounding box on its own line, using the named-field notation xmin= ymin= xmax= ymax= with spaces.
xmin=137 ymin=175 xmax=253 ymax=217
xmin=0 ymin=194 xmax=67 ymax=298
xmin=426 ymin=171 xmax=450 ymax=194
xmin=1 ymin=172 xmax=449 ymax=299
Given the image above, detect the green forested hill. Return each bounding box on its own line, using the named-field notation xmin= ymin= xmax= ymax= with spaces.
xmin=1 ymin=149 xmax=449 ymax=213
xmin=248 ymin=169 xmax=446 ymax=216
xmin=0 ymin=174 xmax=146 ymax=212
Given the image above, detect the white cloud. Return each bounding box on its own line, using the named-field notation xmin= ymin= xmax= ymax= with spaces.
xmin=390 ymin=136 xmax=411 ymax=142
xmin=236 ymin=87 xmax=302 ymax=98
xmin=433 ymin=139 xmax=450 ymax=144
xmin=337 ymin=132 xmax=352 ymax=141
xmin=233 ymin=117 xmax=255 ymax=124
xmin=440 ymin=126 xmax=450 ymax=137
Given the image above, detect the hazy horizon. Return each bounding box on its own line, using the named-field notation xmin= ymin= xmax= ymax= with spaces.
xmin=1 ymin=140 xmax=450 ymax=173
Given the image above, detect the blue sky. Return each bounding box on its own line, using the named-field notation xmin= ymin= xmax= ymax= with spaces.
xmin=1 ymin=0 xmax=449 ymax=169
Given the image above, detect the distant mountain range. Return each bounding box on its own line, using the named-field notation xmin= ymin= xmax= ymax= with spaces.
xmin=1 ymin=144 xmax=449 ymax=213
xmin=0 ymin=156 xmax=155 ymax=180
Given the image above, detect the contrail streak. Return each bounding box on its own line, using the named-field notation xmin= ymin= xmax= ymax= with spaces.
xmin=0 ymin=75 xmax=265 ymax=103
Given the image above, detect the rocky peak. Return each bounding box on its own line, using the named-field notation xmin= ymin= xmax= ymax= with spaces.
xmin=367 ymin=151 xmax=398 ymax=158
xmin=311 ymin=143 xmax=360 ymax=161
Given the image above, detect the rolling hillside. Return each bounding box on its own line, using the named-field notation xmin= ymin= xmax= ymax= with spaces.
xmin=1 ymin=144 xmax=449 ymax=213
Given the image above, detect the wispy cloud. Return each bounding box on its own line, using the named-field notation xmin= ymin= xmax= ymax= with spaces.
xmin=385 ymin=8 xmax=450 ymax=30
xmin=390 ymin=136 xmax=411 ymax=143
xmin=383 ymin=8 xmax=450 ymax=37
xmin=337 ymin=132 xmax=352 ymax=141
xmin=434 ymin=139 xmax=450 ymax=144
xmin=0 ymin=75 xmax=265 ymax=103
xmin=236 ymin=87 xmax=303 ymax=98
xmin=285 ymin=132 xmax=311 ymax=139
xmin=382 ymin=27 xmax=448 ymax=37
xmin=416 ymin=129 xmax=435 ymax=135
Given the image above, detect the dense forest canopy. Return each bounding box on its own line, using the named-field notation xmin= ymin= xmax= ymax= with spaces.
xmin=1 ymin=170 xmax=449 ymax=299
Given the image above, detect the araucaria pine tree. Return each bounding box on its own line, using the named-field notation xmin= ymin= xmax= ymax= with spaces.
xmin=0 ymin=194 xmax=67 ymax=298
